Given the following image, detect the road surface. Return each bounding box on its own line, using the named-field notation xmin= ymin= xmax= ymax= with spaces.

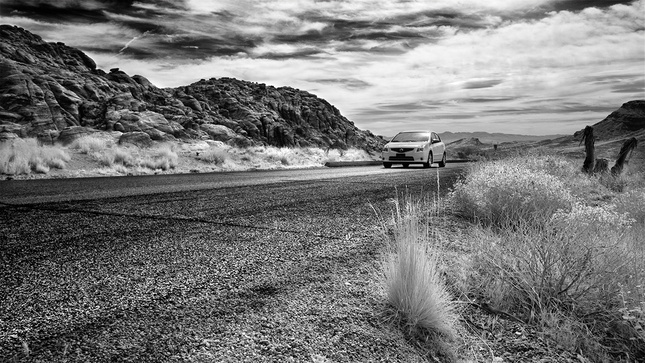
xmin=0 ymin=164 xmax=466 ymax=361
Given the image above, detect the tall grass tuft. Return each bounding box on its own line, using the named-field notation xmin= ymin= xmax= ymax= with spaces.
xmin=198 ymin=147 xmax=229 ymax=165
xmin=0 ymin=139 xmax=70 ymax=175
xmin=70 ymin=135 xmax=110 ymax=154
xmin=140 ymin=144 xmax=178 ymax=171
xmin=381 ymin=196 xmax=459 ymax=361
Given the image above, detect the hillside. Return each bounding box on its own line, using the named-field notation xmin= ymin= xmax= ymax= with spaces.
xmin=573 ymin=100 xmax=645 ymax=140
xmin=0 ymin=25 xmax=384 ymax=151
xmin=440 ymin=131 xmax=565 ymax=144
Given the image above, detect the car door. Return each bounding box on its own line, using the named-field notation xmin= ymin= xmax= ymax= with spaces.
xmin=430 ymin=132 xmax=444 ymax=162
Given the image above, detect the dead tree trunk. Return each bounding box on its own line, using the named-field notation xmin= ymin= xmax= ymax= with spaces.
xmin=580 ymin=126 xmax=595 ymax=174
xmin=611 ymin=137 xmax=638 ymax=176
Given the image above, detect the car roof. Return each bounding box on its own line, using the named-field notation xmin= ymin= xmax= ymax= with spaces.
xmin=395 ymin=130 xmax=434 ymax=133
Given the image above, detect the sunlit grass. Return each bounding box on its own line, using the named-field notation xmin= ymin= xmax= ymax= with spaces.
xmin=0 ymin=138 xmax=70 ymax=175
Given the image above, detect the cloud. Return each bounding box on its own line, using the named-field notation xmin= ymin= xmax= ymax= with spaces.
xmin=1 ymin=0 xmax=643 ymax=136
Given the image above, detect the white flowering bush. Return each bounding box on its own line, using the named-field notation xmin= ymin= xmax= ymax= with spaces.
xmin=450 ymin=158 xmax=577 ymax=228
xmin=552 ymin=202 xmax=634 ymax=232
xmin=614 ymin=189 xmax=645 ymax=226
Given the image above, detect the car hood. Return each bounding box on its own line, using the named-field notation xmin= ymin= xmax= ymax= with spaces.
xmin=385 ymin=142 xmax=425 ymax=148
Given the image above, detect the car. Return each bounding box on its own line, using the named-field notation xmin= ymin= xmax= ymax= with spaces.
xmin=381 ymin=130 xmax=446 ymax=168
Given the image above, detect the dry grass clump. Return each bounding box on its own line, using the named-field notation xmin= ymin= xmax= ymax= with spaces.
xmin=70 ymin=135 xmax=111 ymax=154
xmin=0 ymin=138 xmax=70 ymax=175
xmin=71 ymin=136 xmax=177 ymax=173
xmin=197 ymin=147 xmax=229 ymax=165
xmin=379 ymin=196 xmax=460 ymax=361
xmin=140 ymin=145 xmax=178 ymax=171
xmin=447 ymin=155 xmax=645 ymax=362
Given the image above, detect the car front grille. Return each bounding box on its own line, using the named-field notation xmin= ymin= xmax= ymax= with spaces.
xmin=389 ymin=156 xmax=415 ymax=161
xmin=390 ymin=148 xmax=414 ymax=153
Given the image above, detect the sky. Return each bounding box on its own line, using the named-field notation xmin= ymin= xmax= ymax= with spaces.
xmin=1 ymin=0 xmax=644 ymax=136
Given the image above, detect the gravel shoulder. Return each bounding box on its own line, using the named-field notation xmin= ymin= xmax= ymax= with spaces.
xmin=1 ymin=170 xmax=459 ymax=362
xmin=0 ymin=166 xmax=583 ymax=362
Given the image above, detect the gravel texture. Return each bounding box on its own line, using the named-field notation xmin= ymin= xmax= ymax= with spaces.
xmin=0 ymin=167 xmax=588 ymax=362
xmin=1 ymin=170 xmax=460 ymax=362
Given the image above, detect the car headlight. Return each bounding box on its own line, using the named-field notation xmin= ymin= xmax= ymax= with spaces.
xmin=382 ymin=147 xmax=389 ymax=152
xmin=416 ymin=147 xmax=424 ymax=152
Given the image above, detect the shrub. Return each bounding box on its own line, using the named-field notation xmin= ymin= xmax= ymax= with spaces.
xmin=451 ymin=155 xmax=645 ymax=361
xmin=198 ymin=147 xmax=229 ymax=165
xmin=141 ymin=145 xmax=178 ymax=171
xmin=450 ymin=158 xmax=577 ymax=228
xmin=0 ymin=139 xmax=70 ymax=175
xmin=70 ymin=135 xmax=109 ymax=154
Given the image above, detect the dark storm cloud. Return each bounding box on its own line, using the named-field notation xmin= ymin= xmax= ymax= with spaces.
xmin=611 ymin=78 xmax=645 ymax=93
xmin=256 ymin=48 xmax=325 ymax=60
xmin=550 ymin=0 xmax=634 ymax=12
xmin=455 ymin=97 xmax=518 ymax=103
xmin=462 ymin=79 xmax=504 ymax=89
xmin=482 ymin=102 xmax=617 ymax=115
xmin=0 ymin=0 xmax=115 ymax=24
xmin=313 ymin=78 xmax=372 ymax=90
xmin=117 ymin=33 xmax=256 ymax=59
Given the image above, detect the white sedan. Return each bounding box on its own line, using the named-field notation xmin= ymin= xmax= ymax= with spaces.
xmin=381 ymin=130 xmax=446 ymax=168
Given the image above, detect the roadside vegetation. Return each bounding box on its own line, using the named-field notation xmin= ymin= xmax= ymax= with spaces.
xmin=0 ymin=136 xmax=376 ymax=178
xmin=383 ymin=153 xmax=644 ymax=361
xmin=0 ymin=138 xmax=70 ymax=175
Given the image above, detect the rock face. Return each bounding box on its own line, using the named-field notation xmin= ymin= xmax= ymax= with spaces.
xmin=574 ymin=100 xmax=645 ymax=139
xmin=0 ymin=25 xmax=384 ymax=150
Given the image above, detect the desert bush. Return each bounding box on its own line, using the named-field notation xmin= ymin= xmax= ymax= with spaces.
xmin=70 ymin=135 xmax=109 ymax=154
xmin=613 ymin=189 xmax=645 ymax=226
xmin=0 ymin=138 xmax=70 ymax=175
xmin=198 ymin=147 xmax=229 ymax=165
xmin=450 ymin=158 xmax=576 ymax=228
xmin=141 ymin=145 xmax=178 ymax=171
xmin=449 ymin=155 xmax=645 ymax=361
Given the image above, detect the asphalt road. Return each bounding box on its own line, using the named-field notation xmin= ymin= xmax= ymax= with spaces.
xmin=0 ymin=163 xmax=466 ymax=361
xmin=0 ymin=164 xmax=465 ymax=205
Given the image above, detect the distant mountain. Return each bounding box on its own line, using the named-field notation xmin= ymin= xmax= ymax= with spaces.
xmin=446 ymin=137 xmax=484 ymax=147
xmin=0 ymin=25 xmax=384 ymax=150
xmin=440 ymin=131 xmax=566 ymax=144
xmin=573 ymin=100 xmax=645 ymax=140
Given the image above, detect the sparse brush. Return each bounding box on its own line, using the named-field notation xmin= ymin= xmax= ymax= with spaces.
xmin=70 ymin=135 xmax=109 ymax=154
xmin=198 ymin=147 xmax=229 ymax=165
xmin=0 ymin=138 xmax=70 ymax=175
xmin=112 ymin=147 xmax=135 ymax=166
xmin=141 ymin=145 xmax=178 ymax=171
xmin=450 ymin=157 xmax=577 ymax=228
xmin=449 ymin=154 xmax=645 ymax=361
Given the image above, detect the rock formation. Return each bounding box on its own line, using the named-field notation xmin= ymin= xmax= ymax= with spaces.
xmin=0 ymin=25 xmax=384 ymax=151
xmin=574 ymin=100 xmax=645 ymax=140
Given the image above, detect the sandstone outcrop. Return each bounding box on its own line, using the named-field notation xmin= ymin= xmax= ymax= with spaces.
xmin=574 ymin=100 xmax=645 ymax=139
xmin=0 ymin=25 xmax=384 ymax=150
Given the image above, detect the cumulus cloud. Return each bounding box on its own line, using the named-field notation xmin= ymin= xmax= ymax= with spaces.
xmin=1 ymin=0 xmax=643 ymax=135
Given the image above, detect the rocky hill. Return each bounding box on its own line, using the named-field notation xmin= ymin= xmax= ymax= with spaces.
xmin=573 ymin=100 xmax=645 ymax=140
xmin=0 ymin=25 xmax=384 ymax=150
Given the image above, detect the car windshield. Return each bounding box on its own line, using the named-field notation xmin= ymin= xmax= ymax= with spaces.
xmin=391 ymin=132 xmax=430 ymax=142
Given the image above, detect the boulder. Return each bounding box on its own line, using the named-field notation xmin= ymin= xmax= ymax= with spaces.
xmin=118 ymin=131 xmax=153 ymax=148
xmin=200 ymin=124 xmax=237 ymax=142
xmin=58 ymin=126 xmax=98 ymax=144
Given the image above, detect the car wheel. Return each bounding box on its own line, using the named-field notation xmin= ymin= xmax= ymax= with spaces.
xmin=423 ymin=152 xmax=432 ymax=168
xmin=402 ymin=163 xmax=409 ymax=168
xmin=383 ymin=163 xmax=392 ymax=168
xmin=439 ymin=152 xmax=447 ymax=167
